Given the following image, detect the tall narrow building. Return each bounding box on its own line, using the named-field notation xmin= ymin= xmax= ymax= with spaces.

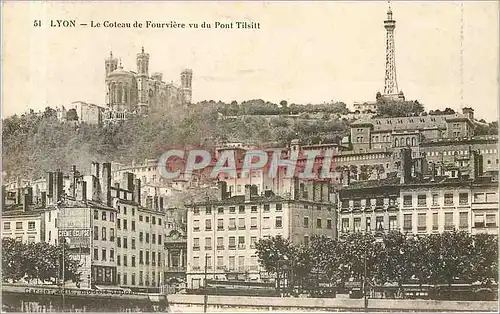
xmin=382 ymin=3 xmax=405 ymax=101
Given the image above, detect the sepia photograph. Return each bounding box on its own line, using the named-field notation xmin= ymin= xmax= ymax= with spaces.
xmin=1 ymin=1 xmax=499 ymax=313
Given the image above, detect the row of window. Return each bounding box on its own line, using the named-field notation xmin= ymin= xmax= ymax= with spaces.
xmin=191 ymin=255 xmax=259 ymax=271
xmin=93 ymin=248 xmax=162 ymax=266
xmin=340 ymin=212 xmax=497 ymax=232
xmin=117 ymin=271 xmax=161 ymax=287
xmin=394 ymin=137 xmax=417 ymax=147
xmin=193 ymin=216 xmax=334 ymax=231
xmin=194 ymin=204 xmax=283 ymax=215
xmin=402 ymin=193 xmax=469 ymax=207
xmin=93 ymin=227 xmax=163 ymax=246
xmin=193 ymin=235 xmax=258 ymax=251
xmin=93 ymin=209 xmax=163 ymax=226
xmin=3 ymin=221 xmax=36 ymax=231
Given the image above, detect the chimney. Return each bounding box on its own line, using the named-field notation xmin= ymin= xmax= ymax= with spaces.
xmin=146 ymin=196 xmax=153 ymax=209
xmin=159 ymin=197 xmax=164 ymax=210
xmin=154 ymin=196 xmax=159 ymax=211
xmin=91 ymin=162 xmax=100 ymax=179
xmin=218 ymin=181 xmax=228 ymax=200
xmin=431 ymin=162 xmax=436 ymax=182
xmin=25 ymin=187 xmax=33 ymax=205
xmin=293 ymin=177 xmax=300 ymax=200
xmin=57 ymin=170 xmax=64 ymax=201
xmin=47 ymin=172 xmax=54 ymax=199
xmin=81 ymin=181 xmax=87 ymax=201
xmin=2 ymin=185 xmax=5 ymax=210
xmin=342 ymin=169 xmax=350 ymax=187
xmin=133 ymin=179 xmax=141 ymax=205
xmin=250 ymin=185 xmax=258 ymax=196
xmin=41 ymin=191 xmax=47 ymax=208
xmin=400 ymin=148 xmax=412 ymax=184
xmin=122 ymin=172 xmax=134 ymax=191
xmin=244 ymin=184 xmax=252 ymax=202
xmin=23 ymin=193 xmax=30 ymax=212
xmin=16 ymin=188 xmax=22 ymax=204
xmin=101 ymin=163 xmax=112 ymax=206
xmin=70 ymin=165 xmax=77 ymax=197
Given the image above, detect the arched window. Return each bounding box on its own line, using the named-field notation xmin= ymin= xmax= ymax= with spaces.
xmin=411 ymin=137 xmax=416 ymax=146
xmin=102 ymin=227 xmax=107 ymax=241
xmin=117 ymin=83 xmax=123 ymax=103
xmin=395 ymin=139 xmax=399 ymax=147
xmin=406 ymin=138 xmax=410 ymax=146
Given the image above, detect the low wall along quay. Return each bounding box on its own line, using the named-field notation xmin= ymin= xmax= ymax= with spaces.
xmin=168 ymin=294 xmax=498 ymax=312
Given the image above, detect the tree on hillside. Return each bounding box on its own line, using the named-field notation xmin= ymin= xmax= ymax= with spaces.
xmin=376 ymin=100 xmax=425 ymax=117
xmin=66 ymin=109 xmax=78 ymax=121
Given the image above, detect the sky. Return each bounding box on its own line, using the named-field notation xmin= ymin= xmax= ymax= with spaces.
xmin=2 ymin=1 xmax=499 ymax=121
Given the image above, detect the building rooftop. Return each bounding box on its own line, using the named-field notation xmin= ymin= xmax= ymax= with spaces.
xmin=351 ymin=113 xmax=471 ymax=132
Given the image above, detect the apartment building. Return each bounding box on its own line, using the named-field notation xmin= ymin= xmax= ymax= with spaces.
xmin=185 ymin=181 xmax=336 ymax=289
xmin=338 ymin=147 xmax=498 ymax=237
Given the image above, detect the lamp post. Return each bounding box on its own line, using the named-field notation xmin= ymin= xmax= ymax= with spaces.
xmin=61 ymin=237 xmax=70 ymax=311
xmin=203 ymin=253 xmax=208 ymax=313
xmin=276 ymin=255 xmax=289 ymax=297
xmin=363 ymin=246 xmax=368 ymax=311
xmin=364 ymin=237 xmax=383 ymax=312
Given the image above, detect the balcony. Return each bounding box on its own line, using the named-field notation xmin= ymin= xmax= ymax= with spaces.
xmin=444 ymin=224 xmax=454 ymax=230
xmin=216 ymin=245 xmax=224 ymax=250
xmin=228 ymin=245 xmax=236 ymax=250
xmin=217 ymin=227 xmax=224 ymax=231
xmin=250 ymin=226 xmax=257 ymax=230
xmin=238 ymin=244 xmax=246 ymax=250
xmin=205 ymin=246 xmax=212 ymax=250
xmin=228 ymin=226 xmax=236 ymax=231
xmin=238 ymin=226 xmax=246 ymax=230
xmin=193 ymin=246 xmax=200 ymax=251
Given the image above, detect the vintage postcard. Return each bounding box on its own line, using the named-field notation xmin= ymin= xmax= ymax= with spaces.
xmin=1 ymin=1 xmax=498 ymax=313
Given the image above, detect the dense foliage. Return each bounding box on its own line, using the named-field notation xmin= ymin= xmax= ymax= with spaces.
xmin=2 ymin=238 xmax=82 ymax=284
xmin=2 ymin=102 xmax=350 ymax=180
xmin=255 ymin=231 xmax=498 ymax=296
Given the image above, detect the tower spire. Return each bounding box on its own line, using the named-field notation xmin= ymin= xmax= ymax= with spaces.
xmin=460 ymin=2 xmax=464 ymax=109
xmin=383 ymin=1 xmax=400 ymax=98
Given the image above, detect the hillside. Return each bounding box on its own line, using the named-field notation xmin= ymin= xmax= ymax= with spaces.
xmin=3 ymin=99 xmax=497 ymax=181
xmin=2 ymin=101 xmax=350 ymax=180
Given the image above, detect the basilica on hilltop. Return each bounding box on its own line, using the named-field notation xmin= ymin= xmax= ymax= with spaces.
xmin=104 ymin=47 xmax=192 ymax=113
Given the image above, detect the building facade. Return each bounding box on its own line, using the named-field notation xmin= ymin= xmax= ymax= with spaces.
xmin=185 ymin=181 xmax=336 ymax=288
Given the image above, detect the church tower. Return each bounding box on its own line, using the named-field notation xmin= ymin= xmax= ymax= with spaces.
xmin=180 ymin=69 xmax=193 ymax=104
xmin=136 ymin=47 xmax=150 ymax=109
xmin=105 ymin=51 xmax=118 ymax=77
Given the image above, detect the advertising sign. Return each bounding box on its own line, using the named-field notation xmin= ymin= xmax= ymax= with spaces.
xmin=58 ymin=228 xmax=91 ymax=249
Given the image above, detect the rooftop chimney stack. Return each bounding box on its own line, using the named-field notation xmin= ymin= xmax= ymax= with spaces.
xmin=218 ymin=181 xmax=228 ymax=200
xmin=41 ymin=191 xmax=47 ymax=208
xmin=91 ymin=162 xmax=100 ymax=179
xmin=133 ymin=178 xmax=141 ymax=205
xmin=342 ymin=168 xmax=351 ymax=187
xmin=101 ymin=163 xmax=112 ymax=206
xmin=70 ymin=165 xmax=78 ymax=198
xmin=244 ymin=184 xmax=252 ymax=202
xmin=430 ymin=162 xmax=436 ymax=182
xmin=399 ymin=148 xmax=412 ymax=184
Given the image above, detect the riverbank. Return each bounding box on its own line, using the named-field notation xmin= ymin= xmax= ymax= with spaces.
xmin=168 ymin=294 xmax=498 ymax=312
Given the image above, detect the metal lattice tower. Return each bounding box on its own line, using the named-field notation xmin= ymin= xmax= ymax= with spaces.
xmin=460 ymin=2 xmax=464 ymax=109
xmin=383 ymin=2 xmax=399 ymax=95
